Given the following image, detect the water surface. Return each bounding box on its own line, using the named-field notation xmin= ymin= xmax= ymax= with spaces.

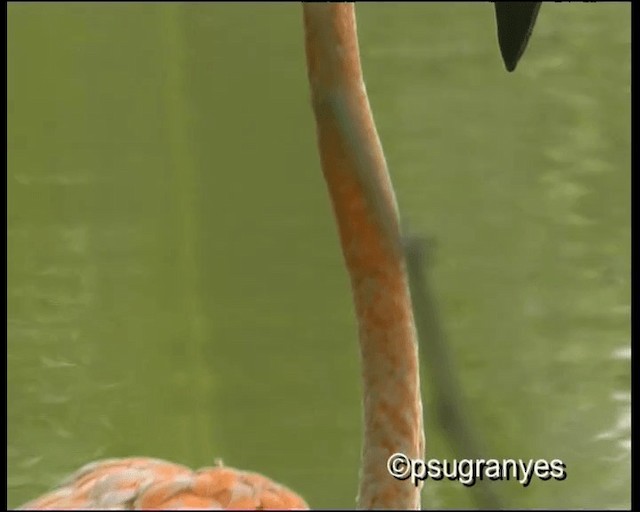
xmin=8 ymin=4 xmax=630 ymax=509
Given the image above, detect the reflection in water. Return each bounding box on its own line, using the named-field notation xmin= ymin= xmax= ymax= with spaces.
xmin=404 ymin=234 xmax=505 ymax=510
xmin=596 ymin=349 xmax=631 ymax=456
xmin=8 ymin=223 xmax=102 ymax=492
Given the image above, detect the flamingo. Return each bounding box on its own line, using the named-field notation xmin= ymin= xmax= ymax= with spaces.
xmin=17 ymin=3 xmax=540 ymax=510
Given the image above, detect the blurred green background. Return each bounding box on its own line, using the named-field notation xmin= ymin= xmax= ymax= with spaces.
xmin=7 ymin=3 xmax=630 ymax=509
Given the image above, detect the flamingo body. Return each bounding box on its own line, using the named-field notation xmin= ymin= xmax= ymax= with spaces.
xmin=19 ymin=458 xmax=308 ymax=510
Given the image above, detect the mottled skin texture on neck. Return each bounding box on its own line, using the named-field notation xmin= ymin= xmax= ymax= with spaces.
xmin=303 ymin=4 xmax=425 ymax=509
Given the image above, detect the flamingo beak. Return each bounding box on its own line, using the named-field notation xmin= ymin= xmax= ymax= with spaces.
xmin=494 ymin=2 xmax=541 ymax=72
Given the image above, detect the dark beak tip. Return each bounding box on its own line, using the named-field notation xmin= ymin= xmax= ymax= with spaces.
xmin=494 ymin=2 xmax=541 ymax=72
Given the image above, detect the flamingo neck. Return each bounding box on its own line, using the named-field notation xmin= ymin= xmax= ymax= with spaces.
xmin=302 ymin=4 xmax=424 ymax=509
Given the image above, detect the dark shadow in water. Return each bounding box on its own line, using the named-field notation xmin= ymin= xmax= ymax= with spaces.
xmin=404 ymin=234 xmax=505 ymax=510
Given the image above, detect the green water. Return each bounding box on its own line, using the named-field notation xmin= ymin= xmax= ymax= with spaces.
xmin=7 ymin=3 xmax=630 ymax=509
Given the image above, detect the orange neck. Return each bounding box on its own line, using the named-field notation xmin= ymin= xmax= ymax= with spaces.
xmin=303 ymin=4 xmax=424 ymax=509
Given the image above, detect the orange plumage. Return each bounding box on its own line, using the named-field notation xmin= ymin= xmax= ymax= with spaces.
xmin=19 ymin=458 xmax=308 ymax=510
